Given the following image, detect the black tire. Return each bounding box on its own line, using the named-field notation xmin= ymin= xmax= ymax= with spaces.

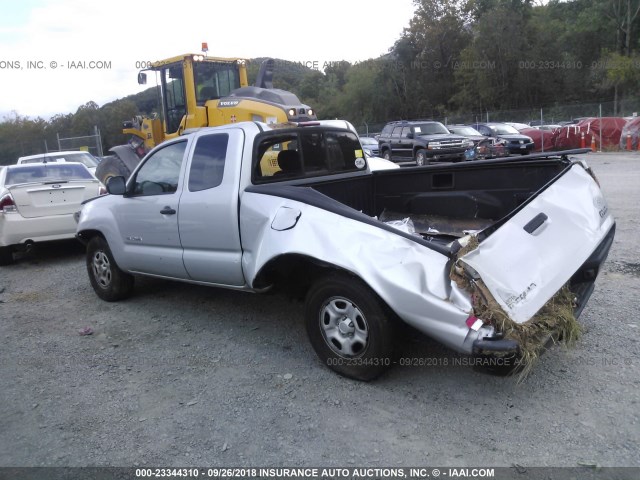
xmin=305 ymin=273 xmax=394 ymax=381
xmin=95 ymin=155 xmax=132 ymax=185
xmin=86 ymin=236 xmax=134 ymax=301
xmin=415 ymin=149 xmax=429 ymax=166
xmin=0 ymin=246 xmax=13 ymax=266
xmin=382 ymin=149 xmax=391 ymax=161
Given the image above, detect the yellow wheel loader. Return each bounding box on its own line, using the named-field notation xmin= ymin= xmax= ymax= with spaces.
xmin=96 ymin=54 xmax=316 ymax=183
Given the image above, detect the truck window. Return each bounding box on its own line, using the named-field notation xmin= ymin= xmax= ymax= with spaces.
xmin=188 ymin=134 xmax=229 ymax=191
xmin=253 ymin=129 xmax=366 ymax=182
xmin=381 ymin=124 xmax=394 ymax=136
xmin=132 ymin=141 xmax=187 ymax=196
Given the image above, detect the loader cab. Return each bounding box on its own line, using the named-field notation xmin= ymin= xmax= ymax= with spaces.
xmin=194 ymin=60 xmax=242 ymax=105
xmin=147 ymin=55 xmax=248 ymax=138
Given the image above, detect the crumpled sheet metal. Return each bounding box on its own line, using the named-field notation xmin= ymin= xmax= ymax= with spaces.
xmin=240 ymin=192 xmax=482 ymax=354
xmin=460 ymin=164 xmax=614 ymax=324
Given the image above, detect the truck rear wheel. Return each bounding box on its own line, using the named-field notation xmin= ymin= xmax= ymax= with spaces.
xmin=382 ymin=150 xmax=391 ymax=161
xmin=305 ymin=273 xmax=393 ymax=381
xmin=95 ymin=155 xmax=131 ymax=184
xmin=86 ymin=236 xmax=134 ymax=301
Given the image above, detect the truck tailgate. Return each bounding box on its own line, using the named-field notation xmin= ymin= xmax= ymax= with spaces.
xmin=459 ymin=162 xmax=614 ymax=324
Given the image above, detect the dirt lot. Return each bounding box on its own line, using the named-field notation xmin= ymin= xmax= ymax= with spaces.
xmin=0 ymin=152 xmax=638 ymax=468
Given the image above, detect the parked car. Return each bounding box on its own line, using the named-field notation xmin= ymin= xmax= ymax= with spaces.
xmin=359 ymin=136 xmax=380 ymax=157
xmin=472 ymin=123 xmax=535 ymax=155
xmin=504 ymin=122 xmax=531 ymax=131
xmin=378 ymin=120 xmax=473 ymax=165
xmin=18 ymin=151 xmax=100 ymax=174
xmin=446 ymin=125 xmax=508 ymax=159
xmin=536 ymin=124 xmax=562 ymax=131
xmin=76 ymin=120 xmax=614 ymax=381
xmin=0 ymin=162 xmax=105 ymax=265
xmin=365 ymin=154 xmax=401 ymax=171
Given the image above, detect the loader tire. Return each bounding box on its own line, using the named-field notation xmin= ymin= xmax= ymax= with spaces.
xmin=96 ymin=155 xmax=131 ymax=184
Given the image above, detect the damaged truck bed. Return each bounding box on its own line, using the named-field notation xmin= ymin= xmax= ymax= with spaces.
xmin=76 ymin=120 xmax=615 ymax=380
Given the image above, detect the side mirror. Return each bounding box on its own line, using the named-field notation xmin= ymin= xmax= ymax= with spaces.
xmin=106 ymin=176 xmax=126 ymax=195
xmin=137 ymin=72 xmax=147 ymax=85
xmin=406 ymin=133 xmax=414 ymax=139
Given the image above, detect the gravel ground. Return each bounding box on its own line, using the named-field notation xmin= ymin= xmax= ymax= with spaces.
xmin=0 ymin=152 xmax=638 ymax=468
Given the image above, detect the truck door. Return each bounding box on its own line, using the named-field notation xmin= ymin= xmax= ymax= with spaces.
xmin=178 ymin=129 xmax=245 ymax=286
xmin=116 ymin=140 xmax=188 ymax=277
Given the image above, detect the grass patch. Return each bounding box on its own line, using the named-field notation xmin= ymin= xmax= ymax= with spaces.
xmin=451 ymin=235 xmax=581 ymax=380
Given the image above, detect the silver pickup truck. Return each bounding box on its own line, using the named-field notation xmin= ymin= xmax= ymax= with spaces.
xmin=76 ymin=120 xmax=615 ymax=380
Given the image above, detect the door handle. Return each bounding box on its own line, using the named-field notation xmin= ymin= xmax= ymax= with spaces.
xmin=524 ymin=213 xmax=548 ymax=234
xmin=160 ymin=206 xmax=176 ymax=215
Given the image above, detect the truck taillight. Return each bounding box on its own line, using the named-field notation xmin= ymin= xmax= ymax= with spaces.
xmin=0 ymin=193 xmax=16 ymax=213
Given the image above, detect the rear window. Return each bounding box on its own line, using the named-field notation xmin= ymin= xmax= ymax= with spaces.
xmin=254 ymin=129 xmax=367 ymax=181
xmin=5 ymin=164 xmax=94 ymax=185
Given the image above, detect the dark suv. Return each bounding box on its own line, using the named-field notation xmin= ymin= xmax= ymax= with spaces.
xmin=378 ymin=120 xmax=472 ymax=165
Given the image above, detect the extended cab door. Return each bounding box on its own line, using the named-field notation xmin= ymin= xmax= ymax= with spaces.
xmin=178 ymin=129 xmax=245 ymax=286
xmin=117 ymin=140 xmax=188 ymax=277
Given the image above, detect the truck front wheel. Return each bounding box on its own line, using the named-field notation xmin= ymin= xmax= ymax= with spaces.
xmin=86 ymin=236 xmax=134 ymax=301
xmin=305 ymin=273 xmax=393 ymax=381
xmin=415 ymin=149 xmax=429 ymax=166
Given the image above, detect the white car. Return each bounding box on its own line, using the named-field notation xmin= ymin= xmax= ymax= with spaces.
xmin=0 ymin=162 xmax=105 ymax=265
xmin=17 ymin=151 xmax=100 ymax=175
xmin=366 ymin=154 xmax=400 ymax=171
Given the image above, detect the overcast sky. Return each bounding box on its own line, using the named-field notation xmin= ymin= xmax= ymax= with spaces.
xmin=0 ymin=0 xmax=416 ymax=119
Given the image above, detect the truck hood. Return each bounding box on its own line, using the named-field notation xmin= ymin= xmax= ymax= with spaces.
xmin=418 ymin=133 xmax=467 ymax=142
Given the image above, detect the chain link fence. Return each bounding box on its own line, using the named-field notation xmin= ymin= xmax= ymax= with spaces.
xmin=57 ymin=127 xmax=104 ymax=157
xmin=0 ymin=127 xmax=105 ymax=165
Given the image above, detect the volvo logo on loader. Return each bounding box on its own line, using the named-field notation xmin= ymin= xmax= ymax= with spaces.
xmin=219 ymin=100 xmax=241 ymax=108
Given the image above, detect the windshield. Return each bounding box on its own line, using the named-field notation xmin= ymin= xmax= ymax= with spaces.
xmin=490 ymin=124 xmax=520 ymax=135
xmin=448 ymin=126 xmax=481 ymax=136
xmin=5 ymin=164 xmax=94 ymax=186
xmin=195 ymin=61 xmax=241 ymax=104
xmin=413 ymin=123 xmax=450 ymax=135
xmin=359 ymin=137 xmax=378 ymax=145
